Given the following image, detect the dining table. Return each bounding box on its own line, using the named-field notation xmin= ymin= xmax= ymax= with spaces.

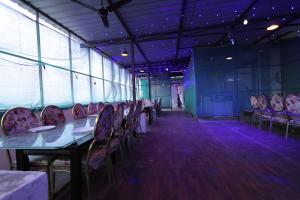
xmin=0 ymin=117 xmax=97 ymax=200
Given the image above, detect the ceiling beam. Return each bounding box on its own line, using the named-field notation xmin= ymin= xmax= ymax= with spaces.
xmin=125 ymin=57 xmax=190 ymax=68
xmin=106 ymin=0 xmax=149 ymax=63
xmin=269 ymin=31 xmax=294 ymax=43
xmin=214 ymin=0 xmax=258 ymax=45
xmin=86 ymin=12 xmax=300 ymax=47
xmin=253 ymin=13 xmax=300 ymax=44
xmin=175 ymin=0 xmax=187 ymax=59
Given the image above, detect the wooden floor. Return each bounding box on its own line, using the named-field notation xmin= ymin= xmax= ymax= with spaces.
xmin=60 ymin=111 xmax=300 ymax=200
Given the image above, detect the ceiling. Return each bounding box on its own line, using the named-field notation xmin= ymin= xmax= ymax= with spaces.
xmin=15 ymin=0 xmax=300 ymax=75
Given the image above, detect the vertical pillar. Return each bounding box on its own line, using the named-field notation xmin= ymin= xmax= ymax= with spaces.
xmin=131 ymin=41 xmax=136 ymax=101
xmin=68 ymin=33 xmax=75 ymax=104
xmin=148 ymin=65 xmax=151 ymax=100
xmin=36 ymin=12 xmax=44 ymax=107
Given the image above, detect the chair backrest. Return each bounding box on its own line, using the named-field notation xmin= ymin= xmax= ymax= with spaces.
xmin=41 ymin=105 xmax=65 ymax=125
xmin=126 ymin=102 xmax=135 ymax=128
xmin=250 ymin=96 xmax=258 ymax=109
xmin=93 ymin=104 xmax=114 ymax=141
xmin=257 ymin=95 xmax=268 ymax=111
xmin=98 ymin=102 xmax=105 ymax=112
xmin=1 ymin=107 xmax=40 ymax=135
xmin=114 ymin=103 xmax=124 ymax=132
xmin=72 ymin=103 xmax=87 ymax=120
xmin=133 ymin=100 xmax=143 ymax=121
xmin=285 ymin=94 xmax=300 ymax=115
xmin=88 ymin=102 xmax=98 ymax=115
xmin=270 ymin=94 xmax=284 ymax=112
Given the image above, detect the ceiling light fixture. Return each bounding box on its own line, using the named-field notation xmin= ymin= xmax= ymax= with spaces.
xmin=121 ymin=48 xmax=128 ymax=56
xmin=267 ymin=24 xmax=279 ymax=31
xmin=140 ymin=70 xmax=144 ymax=73
xmin=243 ymin=19 xmax=248 ymax=25
xmin=226 ymin=57 xmax=233 ymax=60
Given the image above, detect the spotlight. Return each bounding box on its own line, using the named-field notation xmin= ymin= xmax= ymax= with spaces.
xmin=121 ymin=48 xmax=128 ymax=56
xmin=140 ymin=70 xmax=144 ymax=73
xmin=165 ymin=68 xmax=169 ymax=71
xmin=267 ymin=24 xmax=279 ymax=31
xmin=243 ymin=19 xmax=248 ymax=25
xmin=226 ymin=57 xmax=233 ymax=60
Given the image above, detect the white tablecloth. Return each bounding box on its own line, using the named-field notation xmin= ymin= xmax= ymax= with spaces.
xmin=0 ymin=170 xmax=48 ymax=200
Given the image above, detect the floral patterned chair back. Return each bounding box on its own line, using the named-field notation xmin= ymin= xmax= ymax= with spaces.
xmin=93 ymin=104 xmax=114 ymax=142
xmin=41 ymin=105 xmax=65 ymax=126
xmin=285 ymin=94 xmax=300 ymax=119
xmin=133 ymin=100 xmax=143 ymax=121
xmin=88 ymin=103 xmax=98 ymax=115
xmin=250 ymin=96 xmax=259 ymax=109
xmin=1 ymin=107 xmax=40 ymax=136
xmin=257 ymin=95 xmax=268 ymax=111
xmin=114 ymin=103 xmax=124 ymax=133
xmin=270 ymin=94 xmax=285 ymax=113
xmin=125 ymin=102 xmax=135 ymax=128
xmin=72 ymin=103 xmax=87 ymax=120
xmin=98 ymin=102 xmax=105 ymax=113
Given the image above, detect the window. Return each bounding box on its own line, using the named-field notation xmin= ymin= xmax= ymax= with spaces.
xmin=112 ymin=62 xmax=120 ymax=83
xmin=40 ymin=24 xmax=70 ymax=68
xmin=73 ymin=73 xmax=91 ymax=104
xmin=43 ymin=66 xmax=72 ymax=106
xmin=91 ymin=78 xmax=104 ymax=102
xmin=90 ymin=50 xmax=103 ymax=78
xmin=71 ymin=39 xmax=89 ymax=75
xmin=103 ymin=57 xmax=112 ymax=81
xmin=0 ymin=3 xmax=37 ymax=59
xmin=120 ymin=68 xmax=125 ymax=85
xmin=104 ymin=81 xmax=113 ymax=102
xmin=0 ymin=54 xmax=41 ymax=110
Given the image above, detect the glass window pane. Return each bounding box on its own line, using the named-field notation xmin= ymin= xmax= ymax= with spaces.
xmin=120 ymin=68 xmax=125 ymax=85
xmin=0 ymin=3 xmax=37 ymax=59
xmin=113 ymin=63 xmax=120 ymax=83
xmin=43 ymin=66 xmax=72 ymax=106
xmin=126 ymin=87 xmax=132 ymax=100
xmin=91 ymin=78 xmax=104 ymax=102
xmin=104 ymin=81 xmax=113 ymax=102
xmin=71 ymin=39 xmax=89 ymax=74
xmin=121 ymin=85 xmax=126 ymax=101
xmin=103 ymin=57 xmax=112 ymax=81
xmin=114 ymin=84 xmax=121 ymax=101
xmin=0 ymin=53 xmax=40 ymax=109
xmin=73 ymin=73 xmax=91 ymax=104
xmin=40 ymin=24 xmax=70 ymax=68
xmin=90 ymin=50 xmax=103 ymax=78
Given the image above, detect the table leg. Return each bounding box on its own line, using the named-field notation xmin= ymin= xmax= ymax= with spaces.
xmin=16 ymin=149 xmax=29 ymax=171
xmin=70 ymin=145 xmax=82 ymax=200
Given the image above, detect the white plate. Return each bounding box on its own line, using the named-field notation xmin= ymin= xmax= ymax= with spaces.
xmin=73 ymin=127 xmax=94 ymax=133
xmin=29 ymin=125 xmax=56 ymax=133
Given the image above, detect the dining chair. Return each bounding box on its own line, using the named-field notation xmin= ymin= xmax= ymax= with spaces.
xmin=98 ymin=102 xmax=105 ymax=112
xmin=285 ymin=94 xmax=300 ymax=138
xmin=132 ymin=100 xmax=143 ymax=136
xmin=269 ymin=94 xmax=289 ymax=131
xmin=88 ymin=102 xmax=98 ymax=115
xmin=123 ymin=102 xmax=135 ymax=149
xmin=41 ymin=105 xmax=66 ymax=125
xmin=112 ymin=103 xmax=126 ymax=156
xmin=72 ymin=103 xmax=88 ymax=119
xmin=1 ymin=107 xmax=54 ymax=198
xmin=257 ymin=95 xmax=272 ymax=129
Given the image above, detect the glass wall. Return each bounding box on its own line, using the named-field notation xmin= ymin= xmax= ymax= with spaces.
xmin=0 ymin=1 xmax=132 ymax=110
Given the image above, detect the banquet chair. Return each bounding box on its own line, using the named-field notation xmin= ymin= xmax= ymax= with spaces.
xmin=98 ymin=102 xmax=105 ymax=112
xmin=132 ymin=100 xmax=143 ymax=136
xmin=72 ymin=103 xmax=88 ymax=119
xmin=112 ymin=103 xmax=126 ymax=156
xmin=269 ymin=94 xmax=289 ymax=131
xmin=41 ymin=105 xmax=66 ymax=125
xmin=1 ymin=107 xmax=55 ymax=198
xmin=88 ymin=102 xmax=98 ymax=115
xmin=243 ymin=96 xmax=258 ymax=123
xmin=257 ymin=95 xmax=272 ymax=129
xmin=50 ymin=105 xmax=116 ymax=199
xmin=285 ymin=94 xmax=300 ymax=139
xmin=123 ymin=102 xmax=135 ymax=149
